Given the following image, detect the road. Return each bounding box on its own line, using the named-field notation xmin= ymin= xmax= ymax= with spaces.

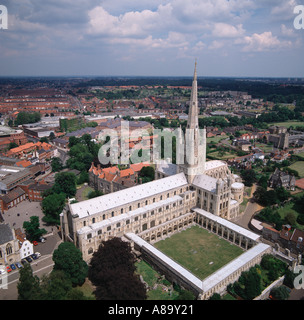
xmin=234 ymin=184 xmax=263 ymax=229
xmin=0 ymin=232 xmax=62 ymax=300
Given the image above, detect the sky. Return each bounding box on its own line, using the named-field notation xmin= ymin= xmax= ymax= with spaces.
xmin=0 ymin=0 xmax=304 ymax=77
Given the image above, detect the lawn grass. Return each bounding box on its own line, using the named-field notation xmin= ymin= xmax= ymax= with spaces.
xmin=207 ymin=150 xmax=236 ymax=160
xmin=135 ymin=260 xmax=180 ymax=300
xmin=154 ymin=226 xmax=243 ymax=280
xmin=207 ymin=134 xmax=228 ymax=144
xmin=271 ymin=121 xmax=304 ymax=128
xmin=288 ymin=161 xmax=304 ymax=178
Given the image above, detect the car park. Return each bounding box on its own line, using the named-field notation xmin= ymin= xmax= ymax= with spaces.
xmin=10 ymin=264 xmax=16 ymax=270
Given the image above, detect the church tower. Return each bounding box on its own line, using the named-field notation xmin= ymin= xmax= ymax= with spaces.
xmin=178 ymin=61 xmax=206 ymax=183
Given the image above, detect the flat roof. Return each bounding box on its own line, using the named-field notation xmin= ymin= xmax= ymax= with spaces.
xmin=70 ymin=173 xmax=188 ymax=219
xmin=192 ymin=207 xmax=260 ymax=242
xmin=201 ymin=243 xmax=270 ymax=292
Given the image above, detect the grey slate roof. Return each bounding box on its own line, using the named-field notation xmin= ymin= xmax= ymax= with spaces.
xmin=0 ymin=223 xmax=14 ymax=245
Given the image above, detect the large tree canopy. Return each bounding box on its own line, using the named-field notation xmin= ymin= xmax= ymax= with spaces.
xmin=88 ymin=237 xmax=146 ymax=300
xmin=52 ymin=242 xmax=88 ymax=287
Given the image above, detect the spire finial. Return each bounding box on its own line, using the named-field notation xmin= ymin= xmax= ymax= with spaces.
xmin=194 ymin=59 xmax=197 ymax=81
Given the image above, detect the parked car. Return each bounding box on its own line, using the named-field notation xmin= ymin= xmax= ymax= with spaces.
xmin=10 ymin=264 xmax=16 ymax=270
xmin=39 ymin=237 xmax=46 ymax=243
xmin=30 ymin=254 xmax=37 ymax=260
xmin=15 ymin=262 xmax=23 ymax=269
xmin=6 ymin=266 xmax=12 ymax=273
xmin=21 ymin=259 xmax=28 ymax=265
xmin=33 ymin=241 xmax=38 ymax=246
xmin=35 ymin=252 xmax=41 ymax=258
xmin=25 ymin=256 xmax=32 ymax=263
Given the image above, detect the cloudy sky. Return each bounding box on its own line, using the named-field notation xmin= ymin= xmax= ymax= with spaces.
xmin=0 ymin=0 xmax=303 ymax=77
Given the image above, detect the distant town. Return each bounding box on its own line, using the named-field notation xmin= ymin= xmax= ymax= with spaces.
xmin=0 ymin=73 xmax=304 ymax=301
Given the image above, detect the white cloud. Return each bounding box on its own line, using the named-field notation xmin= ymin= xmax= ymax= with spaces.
xmin=87 ymin=4 xmax=173 ymax=37
xmin=212 ymin=23 xmax=245 ymax=38
xmin=238 ymin=31 xmax=292 ymax=52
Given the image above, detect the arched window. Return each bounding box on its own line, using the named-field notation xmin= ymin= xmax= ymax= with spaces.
xmin=88 ymin=248 xmax=93 ymax=254
xmin=6 ymin=244 xmax=12 ymax=255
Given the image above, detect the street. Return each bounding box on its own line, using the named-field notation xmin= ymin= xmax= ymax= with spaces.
xmin=0 ymin=232 xmax=62 ymax=300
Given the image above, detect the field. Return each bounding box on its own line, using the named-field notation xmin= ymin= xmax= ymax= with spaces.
xmin=288 ymin=161 xmax=304 ymax=178
xmin=271 ymin=121 xmax=304 ymax=128
xmin=154 ymin=226 xmax=243 ymax=280
xmin=207 ymin=150 xmax=236 ymax=160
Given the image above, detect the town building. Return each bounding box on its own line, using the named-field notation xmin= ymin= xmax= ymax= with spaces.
xmin=268 ymin=168 xmax=296 ymax=190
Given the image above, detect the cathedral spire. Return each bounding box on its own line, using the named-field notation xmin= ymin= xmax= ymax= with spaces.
xmin=187 ymin=61 xmax=198 ymax=130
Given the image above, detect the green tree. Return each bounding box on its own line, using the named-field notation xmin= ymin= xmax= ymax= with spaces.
xmin=42 ymin=192 xmax=66 ymax=225
xmin=51 ymin=157 xmax=63 ymax=172
xmin=52 ymin=172 xmax=77 ymax=198
xmin=17 ymin=263 xmax=41 ymax=300
xmin=88 ymin=237 xmax=146 ymax=300
xmin=139 ymin=166 xmax=155 ymax=183
xmin=39 ymin=270 xmax=73 ymax=300
xmin=270 ymin=286 xmax=290 ymax=300
xmin=52 ymin=242 xmax=88 ymax=287
xmin=23 ymin=216 xmax=47 ymax=242
xmin=241 ymin=169 xmax=257 ymax=187
xmin=8 ymin=142 xmax=18 ymax=150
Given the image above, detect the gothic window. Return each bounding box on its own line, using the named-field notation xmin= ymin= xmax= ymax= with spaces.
xmin=6 ymin=244 xmax=12 ymax=255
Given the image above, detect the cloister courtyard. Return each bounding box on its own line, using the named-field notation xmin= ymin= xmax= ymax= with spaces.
xmin=154 ymin=225 xmax=244 ymax=280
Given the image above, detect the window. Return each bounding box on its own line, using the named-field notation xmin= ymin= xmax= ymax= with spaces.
xmin=138 ymin=203 xmax=140 ymax=208
xmin=92 ymin=218 xmax=95 ymax=224
xmin=121 ymin=208 xmax=123 ymax=214
xmin=111 ymin=211 xmax=114 ymax=217
xmin=107 ymin=226 xmax=111 ymax=231
xmin=117 ymin=222 xmax=121 ymax=228
xmin=87 ymin=233 xmax=92 ymax=239
xmin=126 ymin=220 xmax=130 ymax=225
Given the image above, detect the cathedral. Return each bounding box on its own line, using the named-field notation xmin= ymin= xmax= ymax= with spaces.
xmin=60 ymin=62 xmax=245 ymax=262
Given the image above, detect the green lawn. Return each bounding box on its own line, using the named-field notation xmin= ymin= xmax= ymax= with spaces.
xmin=271 ymin=121 xmax=304 ymax=128
xmin=207 ymin=150 xmax=236 ymax=160
xmin=288 ymin=161 xmax=304 ymax=178
xmin=154 ymin=226 xmax=243 ymax=280
xmin=135 ymin=260 xmax=179 ymax=300
xmin=207 ymin=134 xmax=228 ymax=144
